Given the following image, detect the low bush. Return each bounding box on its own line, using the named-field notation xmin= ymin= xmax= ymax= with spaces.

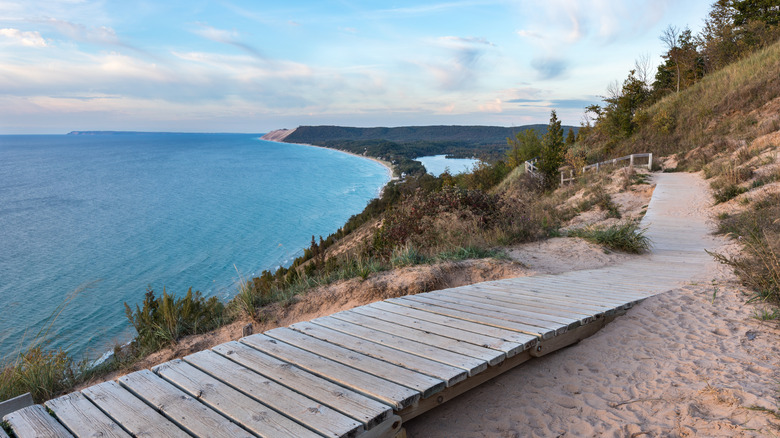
xmin=713 ymin=184 xmax=748 ymax=203
xmin=0 ymin=347 xmax=83 ymax=403
xmin=124 ymin=287 xmax=224 ymax=354
xmin=568 ymin=222 xmax=651 ymax=253
xmin=712 ymin=193 xmax=780 ymax=304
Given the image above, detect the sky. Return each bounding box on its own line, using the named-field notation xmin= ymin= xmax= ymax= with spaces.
xmin=0 ymin=0 xmax=714 ymax=134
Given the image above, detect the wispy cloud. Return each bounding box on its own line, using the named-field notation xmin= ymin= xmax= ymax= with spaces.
xmin=373 ymin=1 xmax=497 ymax=17
xmin=439 ymin=36 xmax=495 ymax=46
xmin=42 ymin=18 xmax=119 ymax=45
xmin=192 ymin=23 xmax=266 ymax=60
xmin=530 ymin=57 xmax=568 ymax=80
xmin=0 ymin=28 xmax=47 ymax=46
xmin=422 ymin=35 xmax=497 ymax=90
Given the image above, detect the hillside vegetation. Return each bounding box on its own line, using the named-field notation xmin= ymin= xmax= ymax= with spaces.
xmin=2 ymin=0 xmax=778 ymax=410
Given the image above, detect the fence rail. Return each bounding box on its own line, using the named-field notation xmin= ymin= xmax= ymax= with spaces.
xmin=524 ymin=153 xmax=652 ymax=185
xmin=582 ymin=153 xmax=653 ymax=173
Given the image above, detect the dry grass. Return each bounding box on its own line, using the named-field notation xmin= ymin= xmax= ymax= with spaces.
xmin=618 ymin=40 xmax=780 ymax=160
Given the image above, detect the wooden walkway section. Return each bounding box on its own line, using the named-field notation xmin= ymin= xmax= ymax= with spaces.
xmin=3 ymin=173 xmax=715 ymax=438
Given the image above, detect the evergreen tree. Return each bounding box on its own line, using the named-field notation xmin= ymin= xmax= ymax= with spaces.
xmin=505 ymin=129 xmax=542 ymax=168
xmin=565 ymin=128 xmax=576 ymax=146
xmin=538 ymin=110 xmax=566 ymax=189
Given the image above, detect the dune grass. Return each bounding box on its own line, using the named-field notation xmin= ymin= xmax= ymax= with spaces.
xmin=568 ymin=221 xmax=651 ymax=254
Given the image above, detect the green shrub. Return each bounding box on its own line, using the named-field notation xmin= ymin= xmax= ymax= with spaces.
xmin=713 ymin=184 xmax=747 ymax=203
xmin=125 ymin=287 xmax=224 ymax=353
xmin=568 ymin=222 xmax=651 ymax=253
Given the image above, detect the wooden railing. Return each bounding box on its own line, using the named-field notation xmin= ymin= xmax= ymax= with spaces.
xmin=582 ymin=153 xmax=653 ymax=173
xmin=524 ymin=153 xmax=653 ymax=185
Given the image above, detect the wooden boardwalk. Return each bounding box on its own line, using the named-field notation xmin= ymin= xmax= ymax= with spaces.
xmin=2 ymin=173 xmax=715 ymax=438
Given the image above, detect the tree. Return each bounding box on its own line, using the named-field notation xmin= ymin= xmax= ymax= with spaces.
xmin=565 ymin=128 xmax=576 ymax=146
xmin=656 ymin=26 xmax=703 ymax=95
xmin=538 ymin=110 xmax=566 ymax=189
xmin=505 ymin=129 xmax=542 ymax=168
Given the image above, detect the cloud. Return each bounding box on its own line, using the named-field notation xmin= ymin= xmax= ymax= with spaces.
xmin=43 ymin=18 xmax=120 ymax=45
xmin=517 ymin=0 xmax=672 ymax=45
xmin=506 ymin=97 xmax=600 ymax=110
xmin=516 ymin=29 xmax=542 ymax=39
xmin=478 ymin=98 xmax=502 ymax=113
xmin=192 ymin=24 xmax=265 ymax=60
xmin=0 ymin=28 xmax=47 ymax=47
xmin=439 ymin=36 xmax=495 ymax=47
xmin=530 ymin=57 xmax=568 ymax=80
xmin=421 ymin=35 xmax=497 ymax=90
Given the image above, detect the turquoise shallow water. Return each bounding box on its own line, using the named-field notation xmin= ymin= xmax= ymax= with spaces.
xmin=0 ymin=134 xmax=390 ymax=360
xmin=416 ymin=155 xmax=481 ymax=176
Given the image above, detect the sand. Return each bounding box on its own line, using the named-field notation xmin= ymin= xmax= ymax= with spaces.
xmin=405 ymin=174 xmax=780 ymax=437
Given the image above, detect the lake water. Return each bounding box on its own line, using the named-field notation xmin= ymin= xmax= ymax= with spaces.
xmin=415 ymin=155 xmax=481 ymax=176
xmin=0 ymin=134 xmax=390 ymax=360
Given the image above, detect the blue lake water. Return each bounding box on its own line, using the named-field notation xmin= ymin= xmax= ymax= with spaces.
xmin=416 ymin=155 xmax=481 ymax=176
xmin=0 ymin=134 xmax=390 ymax=361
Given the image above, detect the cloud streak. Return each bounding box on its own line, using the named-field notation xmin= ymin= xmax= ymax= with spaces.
xmin=193 ymin=24 xmax=266 ymax=60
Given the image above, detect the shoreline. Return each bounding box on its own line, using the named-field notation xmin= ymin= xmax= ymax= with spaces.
xmin=259 ymin=137 xmax=397 ymax=186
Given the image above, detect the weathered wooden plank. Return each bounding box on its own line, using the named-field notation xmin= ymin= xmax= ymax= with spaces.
xmin=414 ymin=292 xmax=578 ymax=331
xmin=155 ymin=357 xmax=347 ymax=438
xmin=118 ymin=370 xmax=251 ymax=438
xmin=498 ymin=278 xmax=647 ymax=302
xmin=3 ymin=405 xmax=72 ymax=438
xmin=265 ymin=327 xmax=448 ymax=395
xmin=313 ymin=315 xmax=488 ymax=376
xmin=435 ymin=288 xmax=594 ymax=325
xmin=524 ymin=277 xmax=652 ymax=299
xmin=209 ymin=342 xmax=392 ymax=430
xmin=505 ymin=283 xmax=645 ymax=307
xmin=388 ymin=296 xmax=558 ymax=339
xmin=292 ymin=321 xmax=469 ymax=385
xmin=349 ymin=306 xmax=519 ymax=360
xmin=45 ymin=391 xmax=131 ymax=438
xmin=0 ymin=393 xmax=33 ymax=418
xmin=241 ymin=334 xmax=420 ymax=410
xmin=82 ymin=381 xmax=188 ymax=437
xmin=471 ymin=284 xmax=625 ymax=313
xmin=369 ymin=301 xmax=537 ymax=350
xmin=465 ymin=283 xmax=616 ymax=314
xmin=332 ymin=309 xmax=506 ymax=366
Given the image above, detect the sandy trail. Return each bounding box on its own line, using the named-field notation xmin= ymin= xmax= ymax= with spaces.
xmin=405 ymin=173 xmax=780 ymax=437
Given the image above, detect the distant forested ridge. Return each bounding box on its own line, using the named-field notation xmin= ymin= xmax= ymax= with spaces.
xmin=264 ymin=124 xmax=578 ymax=169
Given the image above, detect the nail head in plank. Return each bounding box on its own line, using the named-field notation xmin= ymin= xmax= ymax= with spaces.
xmin=45 ymin=392 xmax=131 ymax=438
xmin=3 ymin=405 xmax=72 ymax=438
xmin=154 ymin=357 xmax=340 ymax=438
xmin=241 ymin=334 xmax=420 ymax=410
xmin=209 ymin=342 xmax=392 ymax=430
xmin=118 ymin=369 xmax=251 ymax=438
xmin=82 ymin=381 xmax=189 ymax=437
